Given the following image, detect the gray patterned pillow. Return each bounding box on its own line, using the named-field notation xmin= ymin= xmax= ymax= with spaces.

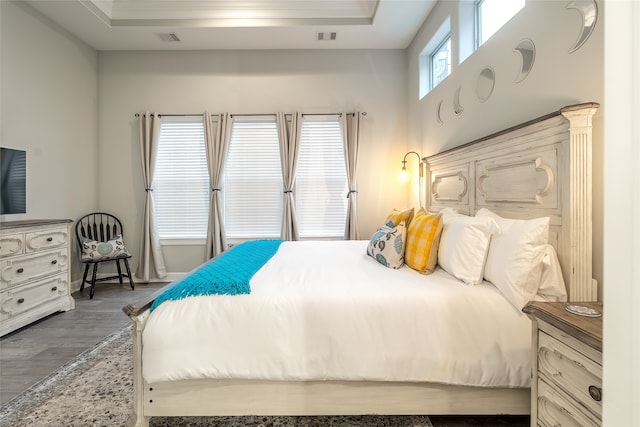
xmin=81 ymin=235 xmax=130 ymax=261
xmin=366 ymin=221 xmax=407 ymax=269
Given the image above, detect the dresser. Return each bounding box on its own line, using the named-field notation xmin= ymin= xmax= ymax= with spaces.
xmin=0 ymin=219 xmax=75 ymax=336
xmin=523 ymin=301 xmax=603 ymax=427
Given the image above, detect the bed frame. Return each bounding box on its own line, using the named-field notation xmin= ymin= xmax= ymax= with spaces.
xmin=123 ymin=102 xmax=599 ymax=426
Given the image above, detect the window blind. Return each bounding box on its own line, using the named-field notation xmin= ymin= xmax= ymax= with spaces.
xmin=223 ymin=117 xmax=283 ymax=239
xmin=296 ymin=117 xmax=348 ymax=238
xmin=154 ymin=119 xmax=210 ymax=239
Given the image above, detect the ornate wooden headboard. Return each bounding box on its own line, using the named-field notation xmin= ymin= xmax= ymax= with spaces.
xmin=425 ymin=102 xmax=599 ymax=302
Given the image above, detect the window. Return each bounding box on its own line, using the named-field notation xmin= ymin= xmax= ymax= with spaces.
xmin=154 ymin=118 xmax=210 ymax=240
xmin=476 ymin=0 xmax=525 ymax=47
xmin=223 ymin=117 xmax=283 ymax=239
xmin=431 ymin=36 xmax=451 ymax=89
xmin=296 ymin=116 xmax=348 ymax=238
xmin=419 ymin=17 xmax=451 ymax=98
xmin=153 ymin=113 xmax=350 ymax=242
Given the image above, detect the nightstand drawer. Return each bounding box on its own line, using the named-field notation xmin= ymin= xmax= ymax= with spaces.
xmin=538 ymin=331 xmax=602 ymax=417
xmin=538 ymin=379 xmax=599 ymax=427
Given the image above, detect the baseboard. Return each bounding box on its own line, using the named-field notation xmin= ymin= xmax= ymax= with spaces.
xmin=71 ymin=273 xmax=180 ymax=293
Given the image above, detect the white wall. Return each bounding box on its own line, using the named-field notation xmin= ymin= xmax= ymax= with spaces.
xmin=98 ymin=49 xmax=408 ymax=275
xmin=0 ymin=1 xmax=98 ymax=275
xmin=407 ymin=0 xmax=604 ymax=291
xmin=603 ymin=1 xmax=640 ymax=425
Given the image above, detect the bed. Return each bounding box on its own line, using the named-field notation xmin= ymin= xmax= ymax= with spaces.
xmin=123 ymin=102 xmax=599 ymax=427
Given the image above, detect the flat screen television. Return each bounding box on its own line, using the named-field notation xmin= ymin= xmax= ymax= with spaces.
xmin=0 ymin=147 xmax=27 ymax=215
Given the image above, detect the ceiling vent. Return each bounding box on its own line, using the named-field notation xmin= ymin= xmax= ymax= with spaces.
xmin=316 ymin=32 xmax=337 ymax=41
xmin=157 ymin=33 xmax=181 ymax=42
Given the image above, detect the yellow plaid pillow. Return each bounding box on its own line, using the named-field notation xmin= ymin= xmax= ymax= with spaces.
xmin=385 ymin=208 xmax=415 ymax=227
xmin=405 ymin=209 xmax=444 ymax=274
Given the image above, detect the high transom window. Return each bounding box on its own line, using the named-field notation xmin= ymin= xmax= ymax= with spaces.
xmin=431 ymin=36 xmax=452 ymax=89
xmin=476 ymin=0 xmax=525 ymax=47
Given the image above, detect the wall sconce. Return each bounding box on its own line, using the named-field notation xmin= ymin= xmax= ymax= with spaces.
xmin=400 ymin=151 xmax=424 ymax=207
xmin=400 ymin=151 xmax=424 ymax=183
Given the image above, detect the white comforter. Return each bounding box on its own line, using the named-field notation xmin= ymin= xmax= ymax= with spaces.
xmin=142 ymin=240 xmax=532 ymax=387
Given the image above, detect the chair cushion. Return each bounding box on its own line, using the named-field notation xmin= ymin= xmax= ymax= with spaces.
xmin=81 ymin=235 xmax=130 ymax=261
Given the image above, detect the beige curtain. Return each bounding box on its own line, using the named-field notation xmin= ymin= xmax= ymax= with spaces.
xmin=277 ymin=112 xmax=302 ymax=241
xmin=204 ymin=112 xmax=233 ymax=259
xmin=342 ymin=112 xmax=361 ymax=240
xmin=136 ymin=112 xmax=167 ymax=282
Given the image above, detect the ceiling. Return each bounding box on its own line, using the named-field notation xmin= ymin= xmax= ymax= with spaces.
xmin=25 ymin=0 xmax=437 ymax=51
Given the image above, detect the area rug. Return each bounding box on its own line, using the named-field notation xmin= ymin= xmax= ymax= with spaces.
xmin=0 ymin=326 xmax=434 ymax=426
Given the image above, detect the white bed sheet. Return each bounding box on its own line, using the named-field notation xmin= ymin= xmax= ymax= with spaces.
xmin=142 ymin=240 xmax=532 ymax=388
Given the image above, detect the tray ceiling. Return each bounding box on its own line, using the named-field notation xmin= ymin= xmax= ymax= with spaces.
xmin=25 ymin=0 xmax=436 ymax=50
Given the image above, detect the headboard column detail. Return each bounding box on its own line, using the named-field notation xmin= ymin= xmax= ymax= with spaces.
xmin=425 ymin=102 xmax=599 ymax=303
xmin=560 ymin=103 xmax=599 ymax=302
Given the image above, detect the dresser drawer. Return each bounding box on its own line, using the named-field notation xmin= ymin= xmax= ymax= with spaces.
xmin=0 ymin=233 xmax=24 ymax=258
xmin=25 ymin=227 xmax=68 ymax=252
xmin=0 ymin=248 xmax=69 ymax=289
xmin=0 ymin=273 xmax=69 ymax=321
xmin=538 ymin=379 xmax=599 ymax=427
xmin=538 ymin=330 xmax=602 ymax=417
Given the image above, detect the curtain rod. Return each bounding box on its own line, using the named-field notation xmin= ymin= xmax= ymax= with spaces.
xmin=134 ymin=113 xmax=202 ymax=117
xmin=134 ymin=112 xmax=366 ymax=118
xmin=230 ymin=113 xmax=276 ymax=118
xmin=301 ymin=112 xmax=367 ymax=117
xmin=228 ymin=113 xmax=366 ymax=118
xmin=230 ymin=113 xmax=363 ymax=118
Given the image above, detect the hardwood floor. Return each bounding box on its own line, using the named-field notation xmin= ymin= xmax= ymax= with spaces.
xmin=0 ymin=281 xmax=166 ymax=404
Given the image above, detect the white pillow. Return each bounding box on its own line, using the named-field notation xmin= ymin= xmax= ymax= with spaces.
xmin=438 ymin=210 xmax=500 ymax=285
xmin=440 ymin=207 xmax=460 ymax=220
xmin=535 ymin=244 xmax=568 ymax=302
xmin=476 ymin=208 xmax=550 ymax=310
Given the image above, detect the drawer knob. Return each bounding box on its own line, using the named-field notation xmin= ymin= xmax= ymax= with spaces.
xmin=46 ymin=237 xmax=53 ymax=242
xmin=17 ymin=298 xmax=25 ymax=304
xmin=16 ymin=267 xmax=24 ymax=274
xmin=589 ymin=385 xmax=602 ymax=402
xmin=51 ymin=286 xmax=58 ymax=292
xmin=51 ymin=260 xmax=58 ymax=265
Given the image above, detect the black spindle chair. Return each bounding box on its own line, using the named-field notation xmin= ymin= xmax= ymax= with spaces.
xmin=75 ymin=212 xmax=134 ymax=299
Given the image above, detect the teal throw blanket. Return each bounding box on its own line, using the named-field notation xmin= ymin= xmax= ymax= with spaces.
xmin=150 ymin=239 xmax=284 ymax=311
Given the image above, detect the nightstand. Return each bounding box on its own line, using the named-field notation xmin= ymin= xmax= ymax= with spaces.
xmin=523 ymin=301 xmax=603 ymax=427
